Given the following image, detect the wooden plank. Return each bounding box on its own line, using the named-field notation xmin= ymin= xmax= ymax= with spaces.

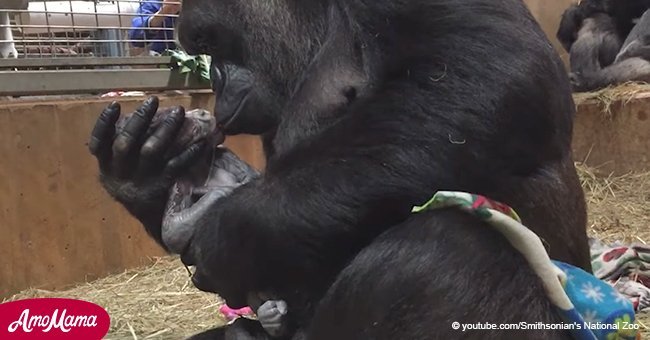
xmin=0 ymin=100 xmax=75 ymax=294
xmin=573 ymin=93 xmax=650 ymax=175
xmin=0 ymin=0 xmax=28 ymax=10
xmin=0 ymin=107 xmax=20 ymax=296
xmin=0 ymin=69 xmax=209 ymax=97
xmin=0 ymin=57 xmax=173 ymax=69
xmin=0 ymin=93 xmax=265 ymax=298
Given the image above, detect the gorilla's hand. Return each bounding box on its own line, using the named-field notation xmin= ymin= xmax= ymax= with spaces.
xmin=568 ymin=72 xmax=588 ymax=92
xmin=568 ymin=72 xmax=581 ymax=87
xmin=257 ymin=300 xmax=288 ymax=338
xmin=89 ymin=96 xmax=205 ymax=249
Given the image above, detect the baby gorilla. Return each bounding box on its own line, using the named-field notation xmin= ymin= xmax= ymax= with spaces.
xmin=114 ymin=107 xmax=233 ymax=253
xmin=115 ymin=105 xmax=288 ymax=337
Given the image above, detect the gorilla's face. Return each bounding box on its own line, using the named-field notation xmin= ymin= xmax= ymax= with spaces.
xmin=209 ymin=62 xmax=279 ymax=135
xmin=177 ymin=0 xmax=330 ymax=131
xmin=177 ymin=0 xmax=324 ymax=78
xmin=176 ymin=0 xmax=245 ymax=64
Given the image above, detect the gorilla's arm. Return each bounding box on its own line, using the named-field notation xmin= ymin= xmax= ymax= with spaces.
xmin=615 ymin=9 xmax=650 ymax=61
xmin=188 ymin=7 xmax=572 ymax=306
xmin=571 ymin=10 xmax=650 ymax=92
xmin=566 ymin=13 xmax=623 ymax=91
xmin=573 ymin=58 xmax=650 ymax=92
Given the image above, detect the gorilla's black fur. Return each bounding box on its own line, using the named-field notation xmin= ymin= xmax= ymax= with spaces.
xmin=91 ymin=0 xmax=590 ymax=338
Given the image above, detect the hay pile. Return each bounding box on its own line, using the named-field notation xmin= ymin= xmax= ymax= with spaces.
xmin=572 ymin=82 xmax=650 ymax=117
xmin=6 ymin=257 xmax=226 ymax=339
xmin=577 ymin=163 xmax=650 ymax=245
xmin=7 ymin=163 xmax=650 ymax=338
xmin=577 ymin=163 xmax=650 ymax=336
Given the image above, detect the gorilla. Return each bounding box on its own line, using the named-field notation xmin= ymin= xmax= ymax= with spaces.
xmin=558 ymin=0 xmax=650 ymax=91
xmin=616 ymin=9 xmax=650 ymax=62
xmin=89 ymin=0 xmax=590 ymax=338
xmin=126 ymin=108 xmax=261 ymax=254
xmin=557 ymin=0 xmax=650 ymax=51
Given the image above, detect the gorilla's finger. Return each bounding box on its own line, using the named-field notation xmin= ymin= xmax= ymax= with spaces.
xmin=111 ymin=96 xmax=159 ymax=177
xmin=138 ymin=106 xmax=186 ymax=175
xmin=163 ymin=141 xmax=206 ymax=178
xmin=89 ymin=102 xmax=121 ymax=169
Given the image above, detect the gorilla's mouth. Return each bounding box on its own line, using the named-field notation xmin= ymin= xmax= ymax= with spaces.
xmin=219 ymin=91 xmax=250 ymax=130
xmin=211 ymin=62 xmax=253 ymax=131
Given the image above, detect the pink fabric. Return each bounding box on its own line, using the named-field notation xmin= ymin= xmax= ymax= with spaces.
xmin=219 ymin=305 xmax=256 ymax=324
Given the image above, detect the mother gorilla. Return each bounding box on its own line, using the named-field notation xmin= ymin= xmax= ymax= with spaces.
xmin=90 ymin=0 xmax=590 ymax=338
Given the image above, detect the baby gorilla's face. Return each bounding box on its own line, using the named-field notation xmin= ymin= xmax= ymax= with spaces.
xmin=115 ymin=107 xmax=223 ymax=158
xmin=175 ymin=108 xmax=223 ymax=151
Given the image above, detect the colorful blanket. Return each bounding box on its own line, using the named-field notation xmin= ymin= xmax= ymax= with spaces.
xmin=591 ymin=239 xmax=650 ymax=313
xmin=217 ymin=191 xmax=647 ymax=340
xmin=412 ymin=191 xmax=639 ymax=340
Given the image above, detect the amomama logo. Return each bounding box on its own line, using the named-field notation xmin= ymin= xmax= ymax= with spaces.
xmin=0 ymin=298 xmax=110 ymax=339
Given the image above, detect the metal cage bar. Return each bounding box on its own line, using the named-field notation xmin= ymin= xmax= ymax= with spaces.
xmin=0 ymin=0 xmax=207 ymax=96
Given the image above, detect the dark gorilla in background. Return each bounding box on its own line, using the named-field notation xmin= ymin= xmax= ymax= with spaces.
xmin=557 ymin=0 xmax=650 ymax=52
xmin=90 ymin=0 xmax=591 ymax=338
xmin=558 ymin=0 xmax=650 ymax=91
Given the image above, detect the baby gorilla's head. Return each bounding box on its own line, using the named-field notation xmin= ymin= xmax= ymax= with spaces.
xmin=115 ymin=106 xmax=224 ymax=159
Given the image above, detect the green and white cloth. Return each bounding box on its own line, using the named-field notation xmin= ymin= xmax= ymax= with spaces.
xmin=412 ymin=191 xmax=638 ymax=340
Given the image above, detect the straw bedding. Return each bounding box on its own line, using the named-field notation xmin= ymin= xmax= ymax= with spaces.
xmin=7 ymin=163 xmax=648 ymax=338
xmin=577 ymin=163 xmax=650 ymax=336
xmin=6 ymin=257 xmax=223 ymax=339
xmin=572 ymin=81 xmax=650 ymax=117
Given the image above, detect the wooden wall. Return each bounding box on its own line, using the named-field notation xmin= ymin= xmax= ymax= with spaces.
xmin=0 ymin=93 xmax=265 ymax=298
xmin=524 ymin=0 xmax=574 ymax=65
xmin=573 ymin=95 xmax=650 ymax=175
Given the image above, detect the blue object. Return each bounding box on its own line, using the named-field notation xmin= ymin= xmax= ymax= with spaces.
xmin=129 ymin=1 xmax=177 ymax=53
xmin=553 ymin=260 xmax=638 ymax=340
xmin=411 ymin=191 xmax=639 ymax=340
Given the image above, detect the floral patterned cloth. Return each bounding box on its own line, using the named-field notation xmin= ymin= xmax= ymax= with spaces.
xmin=591 ymin=239 xmax=650 ymax=312
xmin=412 ymin=191 xmax=638 ymax=340
xmin=216 ymin=191 xmax=642 ymax=339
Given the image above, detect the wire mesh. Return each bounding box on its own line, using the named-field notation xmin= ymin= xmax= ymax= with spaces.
xmin=0 ymin=0 xmax=181 ymax=60
xmin=0 ymin=1 xmax=210 ymax=96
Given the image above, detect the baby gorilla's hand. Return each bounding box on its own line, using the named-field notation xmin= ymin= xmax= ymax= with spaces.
xmin=257 ymin=300 xmax=288 ymax=338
